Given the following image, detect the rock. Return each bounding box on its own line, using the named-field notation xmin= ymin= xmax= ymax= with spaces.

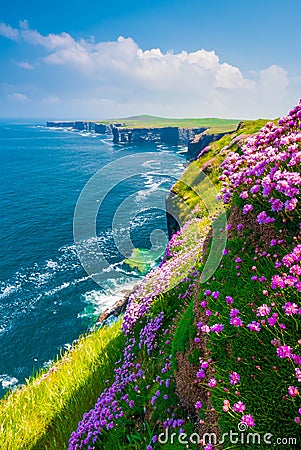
xmin=187 ymin=131 xmax=230 ymax=161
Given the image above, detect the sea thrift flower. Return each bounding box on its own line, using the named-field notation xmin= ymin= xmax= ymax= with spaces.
xmin=267 ymin=313 xmax=278 ymax=326
xmin=226 ymin=296 xmax=234 ymax=304
xmin=257 ymin=304 xmax=271 ymax=316
xmin=247 ymin=321 xmax=261 ymax=332
xmin=230 ymin=317 xmax=243 ymax=327
xmin=282 ymin=302 xmax=299 ymax=315
xmin=233 ymin=401 xmax=246 ymax=413
xmin=230 ymin=372 xmax=241 ymax=385
xmin=195 ymin=401 xmax=203 ymax=409
xmin=210 ymin=323 xmax=224 ymax=333
xmin=223 ymin=400 xmax=230 ymax=412
xmin=241 ymin=414 xmax=255 ymax=427
xmin=288 ymin=386 xmax=299 ymax=397
xmin=295 ymin=368 xmax=301 ymax=382
xmin=208 ymin=378 xmax=217 ymax=387
xmin=196 ymin=369 xmax=206 ymax=379
xmin=277 ymin=345 xmax=292 ymax=358
xmin=243 ymin=204 xmax=253 ymax=214
xmin=230 ymin=309 xmax=240 ymax=317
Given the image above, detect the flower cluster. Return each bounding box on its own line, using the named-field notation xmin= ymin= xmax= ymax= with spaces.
xmin=220 ymin=100 xmax=301 ymax=225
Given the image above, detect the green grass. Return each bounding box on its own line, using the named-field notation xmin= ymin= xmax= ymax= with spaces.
xmin=98 ymin=114 xmax=241 ymax=133
xmin=202 ymin=234 xmax=301 ymax=448
xmin=0 ymin=319 xmax=125 ymax=450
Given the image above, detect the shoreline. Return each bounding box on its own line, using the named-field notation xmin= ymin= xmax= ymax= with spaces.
xmin=96 ymin=286 xmax=138 ymax=327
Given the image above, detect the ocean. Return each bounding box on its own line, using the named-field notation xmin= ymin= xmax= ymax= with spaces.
xmin=0 ymin=121 xmax=185 ymax=398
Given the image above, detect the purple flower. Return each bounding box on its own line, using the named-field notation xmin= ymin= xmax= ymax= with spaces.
xmin=277 ymin=345 xmax=292 ymax=358
xmin=210 ymin=323 xmax=224 ymax=333
xmin=230 ymin=316 xmax=243 ymax=327
xmin=267 ymin=313 xmax=278 ymax=326
xmin=233 ymin=401 xmax=246 ymax=413
xmin=208 ymin=377 xmax=217 ymax=387
xmin=241 ymin=414 xmax=255 ymax=427
xmin=211 ymin=291 xmax=220 ymax=299
xmin=247 ymin=321 xmax=261 ymax=332
xmin=195 ymin=401 xmax=203 ymax=409
xmin=282 ymin=302 xmax=299 ymax=316
xmin=196 ymin=369 xmax=206 ymax=379
xmin=230 ymin=372 xmax=240 ymax=385
xmin=257 ymin=211 xmax=275 ymax=224
xmin=243 ymin=204 xmax=253 ymax=214
xmin=256 ymin=304 xmax=271 ymax=316
xmin=288 ymin=386 xmax=299 ymax=397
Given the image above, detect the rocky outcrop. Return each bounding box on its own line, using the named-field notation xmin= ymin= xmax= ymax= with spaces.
xmin=187 ymin=130 xmax=230 ymax=160
xmin=94 ymin=123 xmax=111 ymax=134
xmin=46 ymin=121 xmax=111 ymax=134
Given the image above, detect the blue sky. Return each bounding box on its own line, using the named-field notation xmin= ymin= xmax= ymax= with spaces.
xmin=0 ymin=0 xmax=300 ymax=119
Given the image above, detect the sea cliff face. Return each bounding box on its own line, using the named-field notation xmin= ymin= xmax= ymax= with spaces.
xmin=46 ymin=121 xmax=111 ymax=134
xmin=47 ymin=121 xmax=232 ymax=161
xmin=110 ymin=125 xmax=207 ymax=145
xmin=187 ymin=130 xmax=232 ymax=160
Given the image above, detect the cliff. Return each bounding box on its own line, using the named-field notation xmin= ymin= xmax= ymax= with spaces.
xmin=46 ymin=121 xmax=111 ymax=134
xmin=110 ymin=125 xmax=207 ymax=145
xmin=187 ymin=129 xmax=232 ymax=160
xmin=46 ymin=118 xmax=239 ymax=159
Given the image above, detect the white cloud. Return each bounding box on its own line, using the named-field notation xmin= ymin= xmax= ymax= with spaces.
xmin=259 ymin=64 xmax=288 ymax=94
xmin=0 ymin=22 xmax=19 ymax=40
xmin=16 ymin=61 xmax=34 ymax=70
xmin=0 ymin=20 xmax=298 ymax=118
xmin=8 ymin=92 xmax=29 ymax=101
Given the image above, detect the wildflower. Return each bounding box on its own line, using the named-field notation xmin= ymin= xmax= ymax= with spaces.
xmin=241 ymin=414 xmax=255 ymax=427
xmin=230 ymin=309 xmax=240 ymax=317
xmin=230 ymin=317 xmax=243 ymax=327
xmin=230 ymin=372 xmax=241 ymax=385
xmin=247 ymin=321 xmax=261 ymax=332
xmin=257 ymin=304 xmax=271 ymax=316
xmin=288 ymin=386 xmax=299 ymax=397
xmin=282 ymin=302 xmax=299 ymax=316
xmin=196 ymin=369 xmax=206 ymax=379
xmin=210 ymin=323 xmax=224 ymax=333
xmin=195 ymin=401 xmax=203 ymax=409
xmin=243 ymin=204 xmax=253 ymax=214
xmin=208 ymin=378 xmax=217 ymax=387
xmin=226 ymin=296 xmax=234 ymax=304
xmin=223 ymin=400 xmax=230 ymax=412
xmin=211 ymin=291 xmax=220 ymax=299
xmin=267 ymin=313 xmax=278 ymax=326
xmin=233 ymin=401 xmax=246 ymax=413
xmin=277 ymin=345 xmax=292 ymax=358
xmin=295 ymin=368 xmax=301 ymax=382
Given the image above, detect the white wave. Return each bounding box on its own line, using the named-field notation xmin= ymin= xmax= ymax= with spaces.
xmin=0 ymin=283 xmax=21 ymax=299
xmin=79 ymin=279 xmax=138 ymax=318
xmin=0 ymin=374 xmax=18 ymax=389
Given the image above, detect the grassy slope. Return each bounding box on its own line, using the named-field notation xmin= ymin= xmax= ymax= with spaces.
xmin=99 ymin=114 xmax=241 ymax=133
xmin=0 ymin=319 xmax=125 ymax=450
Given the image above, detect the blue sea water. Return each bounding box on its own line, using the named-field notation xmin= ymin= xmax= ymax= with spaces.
xmin=0 ymin=122 xmax=185 ymax=397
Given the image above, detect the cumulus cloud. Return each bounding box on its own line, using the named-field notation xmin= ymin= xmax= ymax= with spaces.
xmin=16 ymin=61 xmax=34 ymax=70
xmin=0 ymin=20 xmax=297 ymax=118
xmin=0 ymin=22 xmax=19 ymax=40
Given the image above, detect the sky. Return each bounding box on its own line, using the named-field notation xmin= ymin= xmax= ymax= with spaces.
xmin=0 ymin=0 xmax=300 ymax=120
